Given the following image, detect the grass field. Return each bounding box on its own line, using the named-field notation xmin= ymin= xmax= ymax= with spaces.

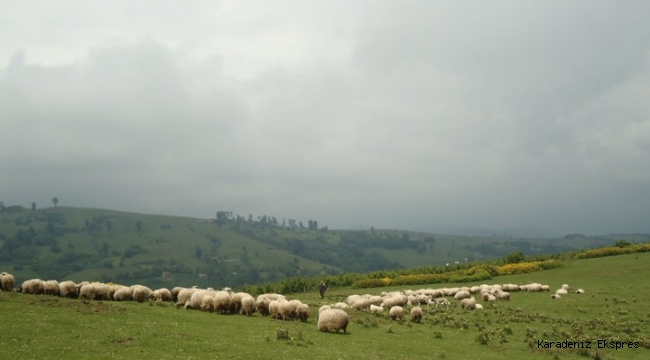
xmin=1 ymin=252 xmax=649 ymax=360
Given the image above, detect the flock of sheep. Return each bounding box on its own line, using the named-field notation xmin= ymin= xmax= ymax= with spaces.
xmin=0 ymin=271 xmax=584 ymax=335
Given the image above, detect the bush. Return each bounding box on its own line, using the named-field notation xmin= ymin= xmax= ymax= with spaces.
xmin=351 ymin=277 xmax=391 ymax=289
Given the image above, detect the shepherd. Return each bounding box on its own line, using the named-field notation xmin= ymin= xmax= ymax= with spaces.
xmin=318 ymin=281 xmax=327 ymax=299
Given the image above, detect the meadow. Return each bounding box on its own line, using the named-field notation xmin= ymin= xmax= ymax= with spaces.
xmin=1 ymin=252 xmax=649 ymax=360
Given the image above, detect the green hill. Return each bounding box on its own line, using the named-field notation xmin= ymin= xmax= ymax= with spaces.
xmin=1 ymin=251 xmax=648 ymax=359
xmin=1 ymin=205 xmax=646 ymax=289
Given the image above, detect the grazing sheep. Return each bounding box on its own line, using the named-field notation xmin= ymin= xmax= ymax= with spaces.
xmin=240 ymin=295 xmax=256 ymax=316
xmin=495 ymin=291 xmax=510 ymax=301
xmin=1 ymin=272 xmax=16 ymax=292
xmin=200 ymin=294 xmax=215 ymax=312
xmin=113 ymin=286 xmax=133 ymax=301
xmin=42 ymin=280 xmax=60 ymax=296
xmin=453 ymin=290 xmax=471 ymax=300
xmin=256 ymin=296 xmax=271 ymax=316
xmin=213 ymin=291 xmax=232 ymax=314
xmin=410 ymin=306 xmax=423 ymax=323
xmin=58 ymin=280 xmax=77 ymax=298
xmin=551 ymin=294 xmax=561 ymax=299
xmin=21 ymin=279 xmax=44 ymax=294
xmin=130 ymin=285 xmax=152 ymax=303
xmin=317 ymin=309 xmax=349 ymax=333
xmin=296 ymin=303 xmax=310 ymax=322
xmin=176 ymin=288 xmax=197 ymax=306
xmin=318 ymin=304 xmax=332 ymax=316
xmin=389 ymin=306 xmax=405 ymax=321
xmin=170 ymin=287 xmax=185 ymax=302
xmin=475 ymin=304 xmax=484 ymax=310
xmin=576 ymin=288 xmax=585 ymax=294
xmin=555 ymin=289 xmax=568 ymax=295
xmin=230 ymin=292 xmax=248 ymax=314
xmin=561 ymin=284 xmax=570 ymax=291
xmin=152 ymin=288 xmax=173 ymax=302
xmin=433 ymin=298 xmax=450 ymax=308
xmin=269 ymin=300 xmax=281 ymax=319
xmin=461 ymin=297 xmax=477 ymax=310
xmin=369 ymin=304 xmax=384 ymax=314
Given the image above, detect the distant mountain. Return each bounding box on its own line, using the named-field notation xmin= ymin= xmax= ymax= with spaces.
xmin=423 ymin=224 xmax=563 ymax=239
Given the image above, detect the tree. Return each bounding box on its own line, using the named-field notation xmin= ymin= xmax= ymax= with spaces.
xmin=31 ymin=202 xmax=36 ymax=211
xmin=52 ymin=197 xmax=58 ymax=208
xmin=135 ymin=219 xmax=143 ymax=232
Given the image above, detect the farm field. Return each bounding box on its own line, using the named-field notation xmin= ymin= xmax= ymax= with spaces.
xmin=1 ymin=252 xmax=649 ymax=360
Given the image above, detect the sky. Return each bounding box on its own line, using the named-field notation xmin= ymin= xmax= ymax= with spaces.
xmin=1 ymin=1 xmax=649 ymax=236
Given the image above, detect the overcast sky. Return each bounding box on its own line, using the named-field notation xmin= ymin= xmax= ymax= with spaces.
xmin=1 ymin=1 xmax=649 ymax=236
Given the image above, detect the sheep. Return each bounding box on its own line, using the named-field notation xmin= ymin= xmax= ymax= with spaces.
xmin=576 ymin=288 xmax=585 ymax=294
xmin=482 ymin=293 xmax=497 ymax=302
xmin=58 ymin=280 xmax=77 ymax=298
xmin=200 ymin=294 xmax=215 ymax=312
xmin=176 ymin=288 xmax=197 ymax=307
xmin=461 ymin=297 xmax=476 ymax=310
xmin=113 ymin=286 xmax=133 ymax=301
xmin=369 ymin=304 xmax=384 ymax=314
xmin=381 ymin=295 xmax=407 ymax=309
xmin=453 ymin=290 xmax=471 ymax=300
xmin=296 ymin=303 xmax=310 ymax=322
xmin=269 ymin=300 xmax=281 ymax=319
xmin=240 ymin=294 xmax=256 ymax=316
xmin=21 ymin=279 xmax=44 ymax=294
xmin=1 ymin=272 xmax=16 ymax=291
xmin=555 ymin=289 xmax=568 ymax=295
xmin=349 ymin=297 xmax=371 ymax=311
xmin=495 ymin=291 xmax=510 ymax=301
xmin=230 ymin=292 xmax=249 ymax=314
xmin=170 ymin=286 xmax=185 ymax=302
xmin=561 ymin=284 xmax=570 ymax=291
xmin=278 ymin=299 xmax=296 ymax=321
xmin=317 ymin=308 xmax=349 ymax=333
xmin=433 ymin=298 xmax=450 ymax=308
xmin=551 ymin=294 xmax=561 ymax=299
xmin=152 ymin=288 xmax=173 ymax=302
xmin=130 ymin=285 xmax=152 ymax=303
xmin=389 ymin=306 xmax=404 ymax=321
xmin=332 ymin=302 xmax=349 ymax=310
xmin=475 ymin=304 xmax=484 ymax=310
xmin=255 ymin=296 xmax=271 ymax=316
xmin=213 ymin=290 xmax=232 ymax=314
xmin=410 ymin=306 xmax=423 ymax=323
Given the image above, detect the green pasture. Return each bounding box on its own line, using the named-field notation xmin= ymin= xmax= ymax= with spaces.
xmin=1 ymin=252 xmax=649 ymax=359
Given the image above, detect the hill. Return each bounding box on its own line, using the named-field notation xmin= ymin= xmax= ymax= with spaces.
xmin=1 ymin=251 xmax=649 ymax=359
xmin=1 ymin=205 xmax=647 ymax=289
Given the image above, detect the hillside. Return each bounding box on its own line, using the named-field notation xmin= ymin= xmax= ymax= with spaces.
xmin=1 ymin=205 xmax=646 ymax=289
xmin=1 ymin=252 xmax=649 ymax=359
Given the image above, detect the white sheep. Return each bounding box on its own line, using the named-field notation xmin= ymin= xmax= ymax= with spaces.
xmin=576 ymin=288 xmax=585 ymax=294
xmin=21 ymin=279 xmax=44 ymax=294
xmin=555 ymin=289 xmax=568 ymax=295
xmin=1 ymin=272 xmax=16 ymax=292
xmin=200 ymin=294 xmax=215 ymax=312
xmin=130 ymin=284 xmax=152 ymax=303
xmin=410 ymin=306 xmax=423 ymax=323
xmin=433 ymin=298 xmax=450 ymax=308
xmin=152 ymin=288 xmax=173 ymax=302
xmin=176 ymin=288 xmax=197 ymax=306
xmin=213 ymin=290 xmax=232 ymax=314
xmin=369 ymin=304 xmax=384 ymax=314
xmin=389 ymin=306 xmax=404 ymax=321
xmin=256 ymin=296 xmax=271 ymax=316
xmin=561 ymin=284 xmax=570 ymax=291
xmin=317 ymin=308 xmax=349 ymax=333
xmin=58 ymin=280 xmax=77 ymax=298
xmin=240 ymin=294 xmax=256 ymax=316
xmin=113 ymin=286 xmax=133 ymax=301
xmin=551 ymin=294 xmax=561 ymax=299
xmin=42 ymin=280 xmax=60 ymax=296
xmin=296 ymin=303 xmax=310 ymax=322
xmin=475 ymin=304 xmax=484 ymax=310
xmin=453 ymin=290 xmax=471 ymax=300
xmin=461 ymin=297 xmax=476 ymax=310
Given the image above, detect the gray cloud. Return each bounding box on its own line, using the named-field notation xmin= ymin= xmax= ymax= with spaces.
xmin=1 ymin=1 xmax=649 ymax=235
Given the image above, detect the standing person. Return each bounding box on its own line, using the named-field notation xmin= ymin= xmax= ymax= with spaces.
xmin=318 ymin=281 xmax=327 ymax=299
